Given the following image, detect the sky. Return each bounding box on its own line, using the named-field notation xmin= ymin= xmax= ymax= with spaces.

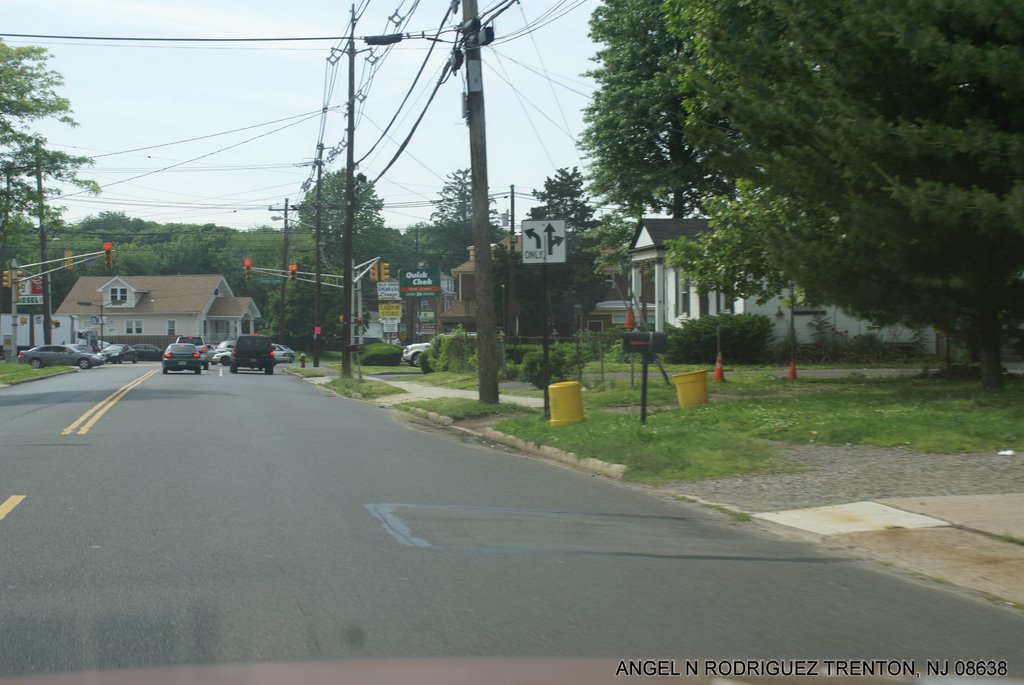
xmin=4 ymin=0 xmax=601 ymax=234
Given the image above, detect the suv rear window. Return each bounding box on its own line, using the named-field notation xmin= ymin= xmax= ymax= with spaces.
xmin=234 ymin=335 xmax=273 ymax=352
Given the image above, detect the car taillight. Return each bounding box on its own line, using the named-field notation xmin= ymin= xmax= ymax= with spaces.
xmin=270 ymin=350 xmax=275 ymax=357
xmin=192 ymin=353 xmax=200 ymax=358
xmin=164 ymin=352 xmax=171 ymax=358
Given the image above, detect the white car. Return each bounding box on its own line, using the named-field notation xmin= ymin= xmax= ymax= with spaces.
xmin=210 ymin=341 xmax=235 ymax=366
xmin=273 ymin=344 xmax=296 ymax=363
xmin=401 ymin=342 xmax=431 ymax=367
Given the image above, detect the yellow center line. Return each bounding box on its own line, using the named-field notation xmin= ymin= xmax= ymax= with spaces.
xmin=61 ymin=370 xmax=158 ymax=436
xmin=0 ymin=495 xmax=26 ymax=521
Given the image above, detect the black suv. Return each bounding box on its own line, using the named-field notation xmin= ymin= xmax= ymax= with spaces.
xmin=175 ymin=336 xmax=210 ymax=369
xmin=230 ymin=334 xmax=276 ymax=374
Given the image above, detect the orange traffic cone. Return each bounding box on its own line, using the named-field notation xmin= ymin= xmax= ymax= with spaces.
xmin=714 ymin=353 xmax=725 ymax=383
xmin=788 ymin=357 xmax=797 ymax=380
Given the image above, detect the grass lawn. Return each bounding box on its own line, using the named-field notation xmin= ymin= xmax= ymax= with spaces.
xmin=397 ymin=397 xmax=533 ymax=421
xmin=322 ymin=376 xmax=407 ymax=400
xmin=0 ymin=362 xmax=71 ymax=384
xmin=404 ymin=369 xmax=1024 ymax=483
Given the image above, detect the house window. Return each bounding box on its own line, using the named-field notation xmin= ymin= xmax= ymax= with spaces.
xmin=166 ymin=320 xmax=176 ymax=336
xmin=680 ymin=278 xmax=691 ymax=317
xmin=110 ymin=287 xmax=128 ymax=304
xmin=125 ymin=320 xmax=143 ymax=335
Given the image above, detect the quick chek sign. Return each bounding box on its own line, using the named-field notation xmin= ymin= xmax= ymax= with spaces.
xmin=399 ymin=268 xmax=441 ymax=298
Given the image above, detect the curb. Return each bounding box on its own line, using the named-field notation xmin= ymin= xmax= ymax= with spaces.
xmin=403 ymin=407 xmax=628 ymax=480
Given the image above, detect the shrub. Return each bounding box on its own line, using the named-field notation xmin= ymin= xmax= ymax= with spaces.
xmin=521 ymin=343 xmax=584 ymax=389
xmin=666 ymin=313 xmax=775 ymax=364
xmin=424 ymin=328 xmax=478 ymax=373
xmin=359 ymin=342 xmax=403 ymax=366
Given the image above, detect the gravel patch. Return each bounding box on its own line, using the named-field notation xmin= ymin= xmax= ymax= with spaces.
xmin=664 ymin=444 xmax=1024 ymax=513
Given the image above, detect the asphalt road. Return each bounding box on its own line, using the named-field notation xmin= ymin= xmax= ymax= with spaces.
xmin=1 ymin=364 xmax=1022 ymax=677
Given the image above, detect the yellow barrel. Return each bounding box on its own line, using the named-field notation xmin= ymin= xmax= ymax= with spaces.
xmin=670 ymin=371 xmax=708 ymax=409
xmin=549 ymin=381 xmax=584 ymax=427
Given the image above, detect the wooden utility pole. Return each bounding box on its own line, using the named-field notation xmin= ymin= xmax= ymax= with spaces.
xmin=269 ymin=198 xmax=292 ymax=344
xmin=462 ymin=0 xmax=499 ymax=404
xmin=313 ymin=143 xmax=324 ymax=368
xmin=36 ymin=141 xmax=52 ymax=344
xmin=341 ymin=4 xmax=357 ymax=379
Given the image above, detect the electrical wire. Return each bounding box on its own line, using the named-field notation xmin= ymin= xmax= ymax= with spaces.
xmin=355 ymin=5 xmax=452 ymax=165
xmin=60 ymin=112 xmax=323 ymax=199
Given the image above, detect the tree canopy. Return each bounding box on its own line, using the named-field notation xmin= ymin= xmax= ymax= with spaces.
xmin=661 ymin=0 xmax=1024 ymax=387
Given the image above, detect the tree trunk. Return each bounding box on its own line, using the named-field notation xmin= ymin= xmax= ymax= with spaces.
xmin=977 ymin=311 xmax=1003 ymax=390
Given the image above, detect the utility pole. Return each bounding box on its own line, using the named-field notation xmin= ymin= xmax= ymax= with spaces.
xmin=507 ymin=183 xmax=516 ymax=338
xmin=463 ymin=0 xmax=499 ymax=404
xmin=341 ymin=4 xmax=357 ymax=379
xmin=36 ymin=141 xmax=52 ymax=344
xmin=314 ymin=143 xmax=324 ymax=368
xmin=269 ymin=198 xmax=293 ymax=344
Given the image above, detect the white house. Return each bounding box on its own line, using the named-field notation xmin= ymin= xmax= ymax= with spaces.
xmin=56 ymin=274 xmax=261 ymax=345
xmin=628 ymin=218 xmax=936 ymax=352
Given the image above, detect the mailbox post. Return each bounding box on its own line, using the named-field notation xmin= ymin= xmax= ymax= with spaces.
xmin=621 ymin=332 xmax=667 ymax=424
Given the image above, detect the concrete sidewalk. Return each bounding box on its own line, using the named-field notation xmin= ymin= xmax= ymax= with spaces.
xmin=747 ymin=495 xmax=1024 ymax=606
xmin=309 ymin=371 xmax=1024 ymax=609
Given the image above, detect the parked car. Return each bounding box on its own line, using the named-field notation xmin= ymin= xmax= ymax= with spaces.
xmin=128 ymin=343 xmax=164 ymax=361
xmin=162 ymin=343 xmax=202 ymax=375
xmin=99 ymin=344 xmax=138 ymax=364
xmin=174 ymin=336 xmax=210 ymax=370
xmin=273 ymin=344 xmax=296 ymax=363
xmin=402 ymin=341 xmax=431 ymax=367
xmin=210 ymin=341 xmax=235 ymax=366
xmin=19 ymin=344 xmax=106 ymax=369
xmin=230 ymin=334 xmax=275 ymax=374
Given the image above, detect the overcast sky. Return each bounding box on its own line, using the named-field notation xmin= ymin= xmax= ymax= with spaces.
xmin=5 ymin=0 xmax=600 ymax=233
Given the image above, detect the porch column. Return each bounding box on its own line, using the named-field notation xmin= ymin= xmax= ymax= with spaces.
xmin=630 ymin=262 xmax=642 ymax=326
xmin=654 ymin=258 xmax=665 ymax=332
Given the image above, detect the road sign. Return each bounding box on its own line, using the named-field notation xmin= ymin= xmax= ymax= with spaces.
xmin=257 ymin=277 xmax=283 ymax=285
xmin=18 ymin=295 xmax=43 ymax=305
xmin=377 ymin=281 xmax=400 ymax=300
xmin=378 ymin=303 xmax=402 ymax=319
xmin=521 ymin=220 xmax=566 ymax=264
xmin=399 ymin=268 xmax=441 ymax=298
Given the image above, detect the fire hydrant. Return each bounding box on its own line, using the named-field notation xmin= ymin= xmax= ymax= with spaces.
xmin=300 ymin=352 xmax=306 ymax=368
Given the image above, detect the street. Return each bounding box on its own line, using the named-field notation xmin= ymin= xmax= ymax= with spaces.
xmin=1 ymin=366 xmax=1022 ymax=677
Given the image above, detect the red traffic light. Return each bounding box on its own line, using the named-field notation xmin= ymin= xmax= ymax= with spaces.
xmin=244 ymin=259 xmax=252 ymax=267
xmin=103 ymin=242 xmax=112 ymax=251
xmin=103 ymin=242 xmax=113 ymax=270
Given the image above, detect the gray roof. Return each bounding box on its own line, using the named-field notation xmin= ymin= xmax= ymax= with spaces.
xmin=629 ymin=218 xmax=710 ymax=250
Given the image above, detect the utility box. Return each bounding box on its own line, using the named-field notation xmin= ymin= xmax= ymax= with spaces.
xmin=622 ymin=331 xmax=668 ymax=355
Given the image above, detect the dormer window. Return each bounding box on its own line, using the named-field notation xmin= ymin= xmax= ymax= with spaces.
xmin=110 ymin=287 xmax=128 ymax=304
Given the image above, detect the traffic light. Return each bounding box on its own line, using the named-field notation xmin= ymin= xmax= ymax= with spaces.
xmin=1 ymin=270 xmax=9 ymax=289
xmin=64 ymin=249 xmax=74 ymax=270
xmin=12 ymin=270 xmax=22 ymax=292
xmin=369 ymin=262 xmax=379 ymax=281
xmin=244 ymin=259 xmax=252 ymax=281
xmin=103 ymin=242 xmax=112 ymax=270
xmin=380 ymin=262 xmax=390 ymax=280
xmin=289 ymin=264 xmax=297 ymax=281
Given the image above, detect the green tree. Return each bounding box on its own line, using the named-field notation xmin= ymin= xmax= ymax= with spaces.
xmin=421 ymin=169 xmax=499 ymax=274
xmin=1 ymin=42 xmax=95 ymax=244
xmin=580 ymin=0 xmax=731 ymax=218
xmin=667 ymin=0 xmax=1024 ymax=388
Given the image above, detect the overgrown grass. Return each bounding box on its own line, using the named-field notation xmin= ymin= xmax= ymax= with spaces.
xmin=398 ymin=397 xmax=533 ymax=421
xmin=0 ymin=362 xmax=71 ymax=384
xmin=323 ymin=377 xmax=407 ymax=400
xmin=400 ymin=371 xmax=483 ymax=391
xmin=496 ymin=408 xmax=792 ymax=482
xmin=487 ymin=374 xmax=1023 ymax=482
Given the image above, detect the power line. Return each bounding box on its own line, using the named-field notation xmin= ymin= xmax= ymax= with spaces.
xmin=0 ymin=32 xmax=348 ymax=42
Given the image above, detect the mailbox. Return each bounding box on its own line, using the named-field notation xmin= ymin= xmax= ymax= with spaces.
xmin=622 ymin=331 xmax=668 ymax=354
